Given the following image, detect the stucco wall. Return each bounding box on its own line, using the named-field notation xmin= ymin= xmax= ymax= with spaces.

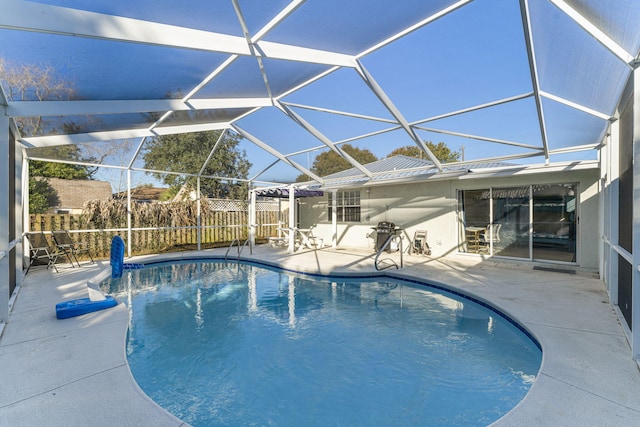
xmin=299 ymin=167 xmax=601 ymax=270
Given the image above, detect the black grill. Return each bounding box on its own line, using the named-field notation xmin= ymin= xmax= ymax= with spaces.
xmin=374 ymin=221 xmax=396 ymax=252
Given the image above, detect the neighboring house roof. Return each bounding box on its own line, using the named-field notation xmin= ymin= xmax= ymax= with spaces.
xmin=113 ymin=187 xmax=168 ymax=202
xmin=45 ymin=178 xmax=113 ymax=209
xmin=318 ymin=155 xmax=515 ymax=188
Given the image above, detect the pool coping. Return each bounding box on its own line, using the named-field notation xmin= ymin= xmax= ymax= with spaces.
xmin=2 ymin=246 xmax=640 ymax=426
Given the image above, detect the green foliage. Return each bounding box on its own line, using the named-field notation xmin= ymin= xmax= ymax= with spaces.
xmin=159 ymin=187 xmax=179 ymax=201
xmin=143 ymin=131 xmax=252 ymax=200
xmin=296 ymin=144 xmax=378 ymax=181
xmin=29 ymin=146 xmax=96 ymax=179
xmin=28 ymin=179 xmax=53 ymax=214
xmin=388 ymin=143 xmax=460 ymax=163
xmin=27 ymin=146 xmax=96 ymax=212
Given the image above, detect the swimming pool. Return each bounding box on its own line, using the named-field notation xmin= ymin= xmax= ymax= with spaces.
xmin=107 ymin=259 xmax=541 ymax=426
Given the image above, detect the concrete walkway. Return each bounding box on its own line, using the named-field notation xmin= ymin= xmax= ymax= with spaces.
xmin=1 ymin=246 xmax=639 ymax=426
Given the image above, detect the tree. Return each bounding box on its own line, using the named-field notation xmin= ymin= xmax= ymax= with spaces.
xmin=143 ymin=131 xmax=252 ymax=200
xmin=1 ymin=57 xmax=97 ymax=213
xmin=388 ymin=142 xmax=460 ymax=163
xmin=0 ymin=57 xmax=76 ymax=136
xmin=26 ymin=145 xmax=98 ymax=213
xmin=296 ymin=144 xmax=378 ymax=182
xmin=29 ymin=145 xmax=97 ymax=180
xmin=28 ymin=179 xmax=52 ymax=214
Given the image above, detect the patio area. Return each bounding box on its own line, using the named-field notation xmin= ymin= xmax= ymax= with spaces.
xmin=1 ymin=246 xmax=639 ymax=426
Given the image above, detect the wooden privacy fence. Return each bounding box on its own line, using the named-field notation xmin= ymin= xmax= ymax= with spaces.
xmin=30 ymin=205 xmax=281 ymax=259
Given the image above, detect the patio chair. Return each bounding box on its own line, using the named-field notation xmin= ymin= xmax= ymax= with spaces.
xmin=25 ymin=232 xmax=60 ymax=274
xmin=298 ymin=225 xmax=324 ymax=249
xmin=480 ymin=224 xmax=501 ymax=245
xmin=411 ymin=230 xmax=431 ymax=255
xmin=52 ymin=230 xmax=95 ymax=267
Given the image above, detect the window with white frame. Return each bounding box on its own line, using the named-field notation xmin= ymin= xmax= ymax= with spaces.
xmin=328 ymin=190 xmax=361 ymax=222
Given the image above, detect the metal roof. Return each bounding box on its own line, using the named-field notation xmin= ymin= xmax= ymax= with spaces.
xmin=1 ymin=0 xmax=639 ymax=189
xmin=318 ymin=155 xmax=518 ymax=188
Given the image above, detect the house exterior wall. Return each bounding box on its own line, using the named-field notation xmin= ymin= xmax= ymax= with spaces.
xmin=299 ymin=167 xmax=601 ymax=270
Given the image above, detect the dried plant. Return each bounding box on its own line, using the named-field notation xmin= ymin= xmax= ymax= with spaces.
xmin=81 ymin=198 xmax=213 ymax=229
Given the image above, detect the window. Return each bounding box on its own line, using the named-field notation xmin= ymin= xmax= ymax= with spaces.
xmin=328 ymin=190 xmax=361 ymax=222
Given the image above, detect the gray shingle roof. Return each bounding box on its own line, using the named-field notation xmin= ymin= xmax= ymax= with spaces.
xmin=45 ymin=178 xmax=112 ymax=209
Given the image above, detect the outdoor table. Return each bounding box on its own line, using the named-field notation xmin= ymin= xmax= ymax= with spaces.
xmin=465 ymin=226 xmax=486 ymax=253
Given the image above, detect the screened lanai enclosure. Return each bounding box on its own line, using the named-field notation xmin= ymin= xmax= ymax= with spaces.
xmin=1 ymin=0 xmax=640 ymax=358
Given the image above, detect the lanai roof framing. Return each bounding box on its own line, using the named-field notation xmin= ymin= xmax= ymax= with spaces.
xmin=0 ymin=0 xmax=638 ymax=187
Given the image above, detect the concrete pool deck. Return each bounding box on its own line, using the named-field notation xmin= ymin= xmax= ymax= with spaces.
xmin=1 ymin=245 xmax=639 ymax=426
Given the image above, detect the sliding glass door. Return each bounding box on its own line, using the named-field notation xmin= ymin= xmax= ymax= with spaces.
xmin=458 ymin=189 xmax=489 ymax=254
xmin=458 ymin=183 xmax=577 ymax=263
xmin=532 ymin=184 xmax=577 ymax=262
xmin=492 ymin=187 xmax=529 ymax=259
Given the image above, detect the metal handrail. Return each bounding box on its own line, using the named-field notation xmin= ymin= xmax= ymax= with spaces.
xmin=374 ymin=235 xmax=404 ymax=271
xmin=240 ymin=238 xmax=252 ymax=257
xmin=225 ymin=238 xmax=251 ymax=261
xmin=225 ymin=239 xmax=240 ymax=260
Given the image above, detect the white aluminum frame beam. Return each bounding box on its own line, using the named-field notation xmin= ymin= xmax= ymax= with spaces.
xmin=252 ymin=0 xmax=307 ymax=42
xmin=233 ymin=0 xmax=275 ymax=100
xmin=127 ymin=137 xmax=147 ymax=170
xmin=143 ymin=0 xmax=305 ymax=134
xmin=277 ymin=102 xmax=374 ymax=178
xmin=0 ymin=110 xmax=9 ymax=323
xmin=413 ymin=125 xmax=543 ymax=150
xmin=6 ymin=98 xmax=273 ymax=118
xmin=549 ymin=0 xmax=635 ymax=66
xmin=25 ymin=153 xmax=281 ymax=186
xmin=357 ymin=0 xmax=473 ymax=58
xmin=0 ymin=0 xmax=356 ymax=68
xmin=632 ymin=65 xmax=640 ymax=360
xmin=231 ymin=124 xmax=324 ymax=184
xmin=280 ymin=102 xmax=397 ymax=124
xmin=415 ymin=92 xmax=535 ymax=125
xmin=540 ymin=90 xmax=613 ymax=121
xmin=519 ymin=0 xmax=551 ymax=163
xmin=148 ymin=56 xmax=244 ymax=131
xmin=249 ymin=159 xmax=283 ymax=183
xmin=19 ymin=122 xmax=231 ymax=148
xmin=355 ymin=60 xmax=442 ymax=170
xmin=198 ymin=129 xmax=228 ymax=176
xmin=282 ymin=93 xmax=542 ymax=158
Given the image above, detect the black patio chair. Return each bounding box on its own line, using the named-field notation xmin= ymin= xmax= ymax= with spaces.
xmin=52 ymin=230 xmax=95 ymax=267
xmin=25 ymin=232 xmax=60 ymax=274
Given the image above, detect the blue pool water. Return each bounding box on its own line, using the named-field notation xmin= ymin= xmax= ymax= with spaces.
xmin=107 ymin=260 xmax=541 ymax=427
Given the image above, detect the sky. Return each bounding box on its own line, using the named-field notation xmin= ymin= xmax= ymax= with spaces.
xmin=1 ymin=0 xmax=632 ymax=190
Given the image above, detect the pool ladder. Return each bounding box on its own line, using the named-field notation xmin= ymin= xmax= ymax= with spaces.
xmin=225 ymin=238 xmax=251 ymax=261
xmin=374 ymin=235 xmax=404 ymax=271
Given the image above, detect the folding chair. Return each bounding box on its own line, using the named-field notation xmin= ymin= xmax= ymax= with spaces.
xmin=25 ymin=232 xmax=60 ymax=274
xmin=411 ymin=230 xmax=431 ymax=255
xmin=52 ymin=230 xmax=95 ymax=267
